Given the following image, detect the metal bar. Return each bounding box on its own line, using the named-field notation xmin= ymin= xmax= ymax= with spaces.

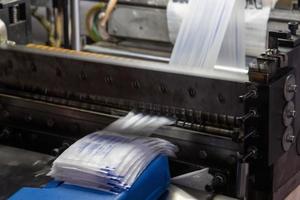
xmin=83 ymin=45 xmax=170 ymax=63
xmin=71 ymin=0 xmax=81 ymax=51
xmin=62 ymin=0 xmax=70 ymax=48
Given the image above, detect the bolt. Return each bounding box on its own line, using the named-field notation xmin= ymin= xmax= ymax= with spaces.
xmin=288 ymin=84 xmax=298 ymax=93
xmin=80 ymin=71 xmax=87 ymax=80
xmin=288 ymin=21 xmax=299 ymax=36
xmin=288 ymin=110 xmax=296 ymax=118
xmin=286 ymin=135 xmax=295 ymax=143
xmin=1 ymin=128 xmax=10 ymax=138
xmin=132 ymin=81 xmax=141 ymax=89
xmin=188 ymin=88 xmax=196 ymax=98
xmin=160 ymin=84 xmax=167 ymax=94
xmin=199 ymin=150 xmax=208 ymax=159
xmin=104 ymin=76 xmax=113 ymax=85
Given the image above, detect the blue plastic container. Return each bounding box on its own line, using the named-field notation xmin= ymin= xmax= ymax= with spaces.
xmin=9 ymin=155 xmax=170 ymax=200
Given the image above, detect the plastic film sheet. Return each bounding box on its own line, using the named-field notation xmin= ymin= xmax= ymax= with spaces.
xmin=245 ymin=7 xmax=271 ymax=57
xmin=167 ymin=0 xmax=278 ymax=80
xmin=169 ymin=0 xmax=247 ymax=81
xmin=48 ymin=112 xmax=177 ymax=193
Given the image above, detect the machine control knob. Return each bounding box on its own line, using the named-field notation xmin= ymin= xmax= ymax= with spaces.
xmin=284 ymin=75 xmax=297 ymax=101
xmin=283 ymin=102 xmax=296 ymax=126
xmin=288 ymin=110 xmax=297 ymax=118
xmin=288 ymin=21 xmax=299 ymax=36
xmin=287 ymin=135 xmax=296 ymax=143
xmin=282 ymin=126 xmax=295 ymax=152
xmin=288 ymin=84 xmax=298 ymax=93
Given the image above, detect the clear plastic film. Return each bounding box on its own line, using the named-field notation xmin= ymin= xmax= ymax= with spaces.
xmin=169 ymin=0 xmax=241 ymax=70
xmin=167 ymin=0 xmax=250 ymax=82
xmin=245 ymin=0 xmax=278 ymax=57
xmin=167 ymin=0 xmax=278 ymax=78
xmin=167 ymin=0 xmax=189 ymax=44
xmin=217 ymin=0 xmax=245 ymax=69
xmin=104 ymin=112 xmax=174 ymax=136
xmin=48 ymin=112 xmax=178 ymax=193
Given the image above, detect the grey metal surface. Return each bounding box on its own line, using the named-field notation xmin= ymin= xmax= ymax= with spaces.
xmin=283 ymin=101 xmax=296 ymax=127
xmin=0 ymin=45 xmax=247 ymax=117
xmin=84 ymin=45 xmax=170 ymax=62
xmin=0 ymin=0 xmax=32 ymax=44
xmin=30 ymin=0 xmax=49 ymax=6
xmin=108 ymin=5 xmax=170 ymax=42
xmin=120 ymin=0 xmax=169 ymax=7
xmin=163 ymin=185 xmax=212 ymax=200
xmin=269 ymin=9 xmax=300 ymax=35
xmin=101 ymin=0 xmax=169 ymax=7
xmin=284 ymin=74 xmax=296 ymax=101
xmin=0 ymin=145 xmax=53 ymax=200
xmin=270 ymin=9 xmax=300 ymax=23
xmin=71 ymin=0 xmax=81 ymax=51
xmin=162 ymin=185 xmax=238 ymax=200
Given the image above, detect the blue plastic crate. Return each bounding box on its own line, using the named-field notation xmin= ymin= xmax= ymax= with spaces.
xmin=9 ymin=155 xmax=170 ymax=200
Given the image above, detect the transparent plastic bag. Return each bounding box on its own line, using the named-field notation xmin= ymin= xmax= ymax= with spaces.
xmin=169 ymin=0 xmax=247 ymax=80
xmin=48 ymin=112 xmax=178 ymax=193
xmin=245 ymin=7 xmax=271 ymax=57
xmin=170 ymin=0 xmax=237 ymax=69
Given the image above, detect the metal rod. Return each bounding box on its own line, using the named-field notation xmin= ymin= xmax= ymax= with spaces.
xmin=71 ymin=0 xmax=81 ymax=51
xmin=62 ymin=0 xmax=70 ymax=48
xmin=84 ymin=45 xmax=170 ymax=62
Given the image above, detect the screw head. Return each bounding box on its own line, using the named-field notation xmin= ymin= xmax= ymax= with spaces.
xmin=188 ymin=88 xmax=196 ymax=98
xmin=286 ymin=135 xmax=295 ymax=143
xmin=199 ymin=150 xmax=208 ymax=159
xmin=282 ymin=126 xmax=294 ymax=151
xmin=288 ymin=21 xmax=299 ymax=35
xmin=289 ymin=110 xmax=297 ymax=118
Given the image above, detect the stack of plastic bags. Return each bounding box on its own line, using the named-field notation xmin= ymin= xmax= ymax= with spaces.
xmin=48 ymin=112 xmax=178 ymax=194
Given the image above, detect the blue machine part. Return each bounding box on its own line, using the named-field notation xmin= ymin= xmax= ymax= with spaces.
xmin=9 ymin=155 xmax=170 ymax=200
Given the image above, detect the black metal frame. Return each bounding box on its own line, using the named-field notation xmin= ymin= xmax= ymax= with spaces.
xmin=0 ymin=43 xmax=298 ymax=199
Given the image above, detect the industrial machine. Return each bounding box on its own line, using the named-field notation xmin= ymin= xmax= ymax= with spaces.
xmin=0 ymin=0 xmax=299 ymax=199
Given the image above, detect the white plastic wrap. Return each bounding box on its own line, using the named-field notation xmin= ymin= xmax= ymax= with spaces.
xmin=170 ymin=0 xmax=237 ymax=70
xmin=167 ymin=0 xmax=189 ymax=44
xmin=172 ymin=168 xmax=213 ymax=191
xmin=169 ymin=0 xmax=247 ymax=79
xmin=48 ymin=112 xmax=178 ymax=193
xmin=217 ymin=0 xmax=245 ymax=69
xmin=104 ymin=112 xmax=174 ymax=136
xmin=167 ymin=0 xmax=274 ymax=60
xmin=245 ymin=7 xmax=271 ymax=57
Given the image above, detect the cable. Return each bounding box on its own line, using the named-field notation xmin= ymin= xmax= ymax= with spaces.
xmin=85 ymin=3 xmax=106 ymax=42
xmin=32 ymin=7 xmax=63 ymax=47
